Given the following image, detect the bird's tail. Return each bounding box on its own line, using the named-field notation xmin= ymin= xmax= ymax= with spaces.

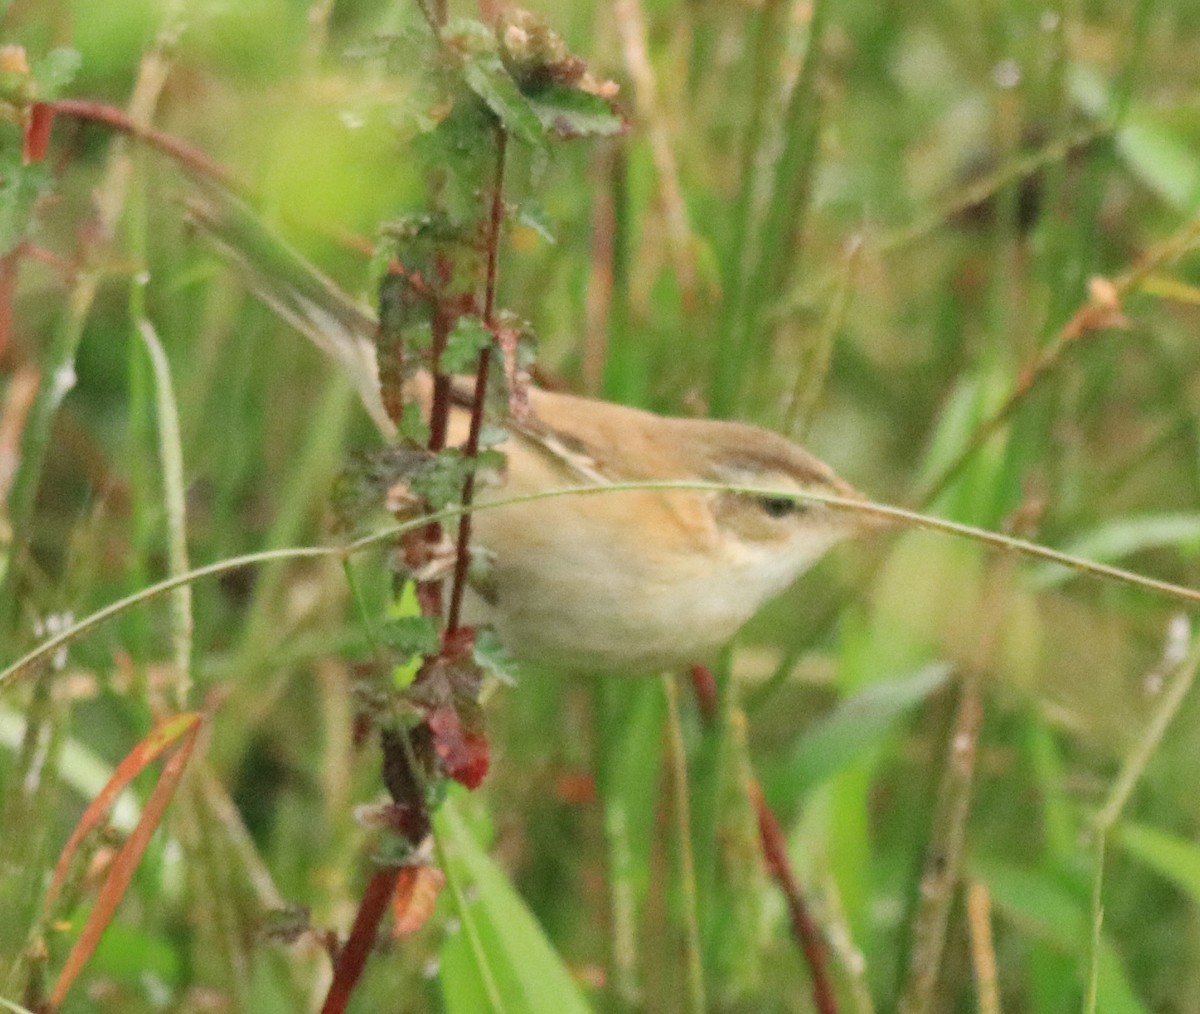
xmin=185 ymin=185 xmax=394 ymax=436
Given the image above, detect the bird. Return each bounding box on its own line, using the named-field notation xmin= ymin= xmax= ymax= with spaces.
xmin=190 ymin=191 xmax=878 ymax=672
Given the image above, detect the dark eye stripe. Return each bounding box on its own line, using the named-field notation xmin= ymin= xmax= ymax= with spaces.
xmin=756 ymin=495 xmax=804 ymax=518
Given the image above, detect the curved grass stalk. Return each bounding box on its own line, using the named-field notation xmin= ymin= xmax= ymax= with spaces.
xmin=3 ymin=483 xmax=1198 ymax=689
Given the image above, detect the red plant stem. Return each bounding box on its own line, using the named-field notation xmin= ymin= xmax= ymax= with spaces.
xmin=48 ymin=98 xmax=241 ymax=191
xmin=688 ymin=664 xmax=838 ymax=1014
xmin=427 ymin=259 xmax=455 ymax=454
xmin=750 ymin=779 xmax=838 ymax=1014
xmin=0 ymin=247 xmax=21 ymax=366
xmin=447 ymin=127 xmax=507 ymax=634
xmin=688 ymin=663 xmax=719 ymax=723
xmin=320 ymin=866 xmax=403 ymax=1014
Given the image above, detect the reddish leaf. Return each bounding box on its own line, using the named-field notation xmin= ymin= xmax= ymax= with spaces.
xmin=427 ymin=705 xmax=489 ymax=789
xmin=45 ymin=712 xmax=203 ymax=911
xmin=440 ymin=624 xmax=475 ymax=662
xmin=391 ymin=864 xmax=445 ymax=937
xmin=49 ymin=714 xmax=204 ymax=1007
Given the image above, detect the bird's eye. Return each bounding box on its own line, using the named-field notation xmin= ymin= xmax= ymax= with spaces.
xmin=756 ymin=495 xmax=802 ymax=518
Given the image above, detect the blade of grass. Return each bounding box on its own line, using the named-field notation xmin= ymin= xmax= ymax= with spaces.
xmin=661 ymin=673 xmax=705 ymax=1013
xmin=9 ymin=484 xmax=1200 ymax=690
xmin=42 ymin=711 xmax=202 ymax=912
xmin=712 ymin=0 xmax=830 ymax=418
xmin=1 ymin=16 xmax=182 ymax=631
xmin=138 ymin=320 xmax=193 ymax=707
xmin=435 ymin=794 xmax=591 ymax=1014
xmin=1086 ymin=619 xmax=1198 ymax=1014
xmin=48 ymin=713 xmax=203 ymax=1006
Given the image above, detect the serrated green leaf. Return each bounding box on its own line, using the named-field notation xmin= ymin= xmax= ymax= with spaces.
xmin=525 ymin=84 xmax=626 ymax=140
xmin=462 ymin=52 xmax=544 ymax=146
xmin=443 ymin=317 xmax=493 ymax=374
xmin=472 ymin=628 xmax=518 ymax=686
xmin=382 ymin=615 xmax=441 ymax=659
xmin=410 ymin=448 xmax=506 ymax=509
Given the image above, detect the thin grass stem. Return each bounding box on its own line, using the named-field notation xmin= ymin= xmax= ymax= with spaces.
xmin=662 ymin=673 xmax=706 ymax=1013
xmin=6 ymin=483 xmax=1200 ymax=689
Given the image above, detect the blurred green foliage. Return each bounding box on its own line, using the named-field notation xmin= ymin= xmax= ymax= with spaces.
xmin=3 ymin=0 xmax=1200 ymax=1011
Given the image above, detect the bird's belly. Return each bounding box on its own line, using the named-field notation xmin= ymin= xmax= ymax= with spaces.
xmin=470 ymin=500 xmax=755 ymax=672
xmin=487 ymin=564 xmax=746 ymax=672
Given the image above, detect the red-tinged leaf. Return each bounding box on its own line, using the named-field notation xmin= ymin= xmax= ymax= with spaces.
xmin=321 ymin=867 xmax=403 ymax=1014
xmin=441 ymin=624 xmax=475 ymax=662
xmin=427 ymin=706 xmax=489 ymax=789
xmin=22 ymin=101 xmax=54 ymax=164
xmin=392 ymin=864 xmax=446 ymax=937
xmin=45 ymin=712 xmax=203 ymax=910
xmin=49 ymin=716 xmax=203 ymax=1007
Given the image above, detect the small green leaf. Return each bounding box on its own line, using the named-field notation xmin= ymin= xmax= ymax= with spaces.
xmin=462 ymin=52 xmax=544 ymax=146
xmin=472 ymin=628 xmax=518 ymax=686
xmin=1070 ymin=64 xmax=1200 ymax=211
xmin=410 ymin=448 xmax=505 ymax=509
xmin=442 ymin=317 xmax=493 ymax=374
xmin=382 ymin=615 xmax=441 ymax=660
xmin=32 ymin=47 xmax=81 ymax=98
xmin=399 ymin=402 xmax=431 ymax=445
xmin=516 ymin=202 xmax=556 ymax=244
xmin=525 ymin=85 xmax=626 ymax=140
xmin=477 ymin=423 xmax=508 ymax=448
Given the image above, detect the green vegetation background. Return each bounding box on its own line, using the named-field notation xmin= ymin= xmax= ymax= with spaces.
xmin=4 ymin=0 xmax=1200 ymax=1011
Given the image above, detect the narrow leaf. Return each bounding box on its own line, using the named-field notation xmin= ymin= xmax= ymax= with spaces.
xmin=1032 ymin=514 xmax=1200 ymax=589
xmin=1115 ymin=821 xmax=1200 ymax=903
xmin=50 ymin=716 xmax=203 ymax=1006
xmin=45 ymin=712 xmax=202 ymax=910
xmin=437 ymin=796 xmax=592 ymax=1014
xmin=766 ymin=662 xmax=952 ymax=805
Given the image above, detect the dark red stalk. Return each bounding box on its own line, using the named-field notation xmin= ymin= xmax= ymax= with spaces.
xmin=749 ymin=779 xmax=838 ymax=1014
xmin=446 ymin=127 xmax=507 ymax=635
xmin=319 ymin=866 xmax=404 ymax=1014
xmin=688 ymin=664 xmax=838 ymax=1014
xmin=48 ymin=99 xmax=241 ymax=190
xmin=0 ymin=247 xmax=21 ymax=366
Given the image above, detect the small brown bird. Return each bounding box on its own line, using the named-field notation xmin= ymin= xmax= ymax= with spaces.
xmin=194 ymin=195 xmax=875 ymax=672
